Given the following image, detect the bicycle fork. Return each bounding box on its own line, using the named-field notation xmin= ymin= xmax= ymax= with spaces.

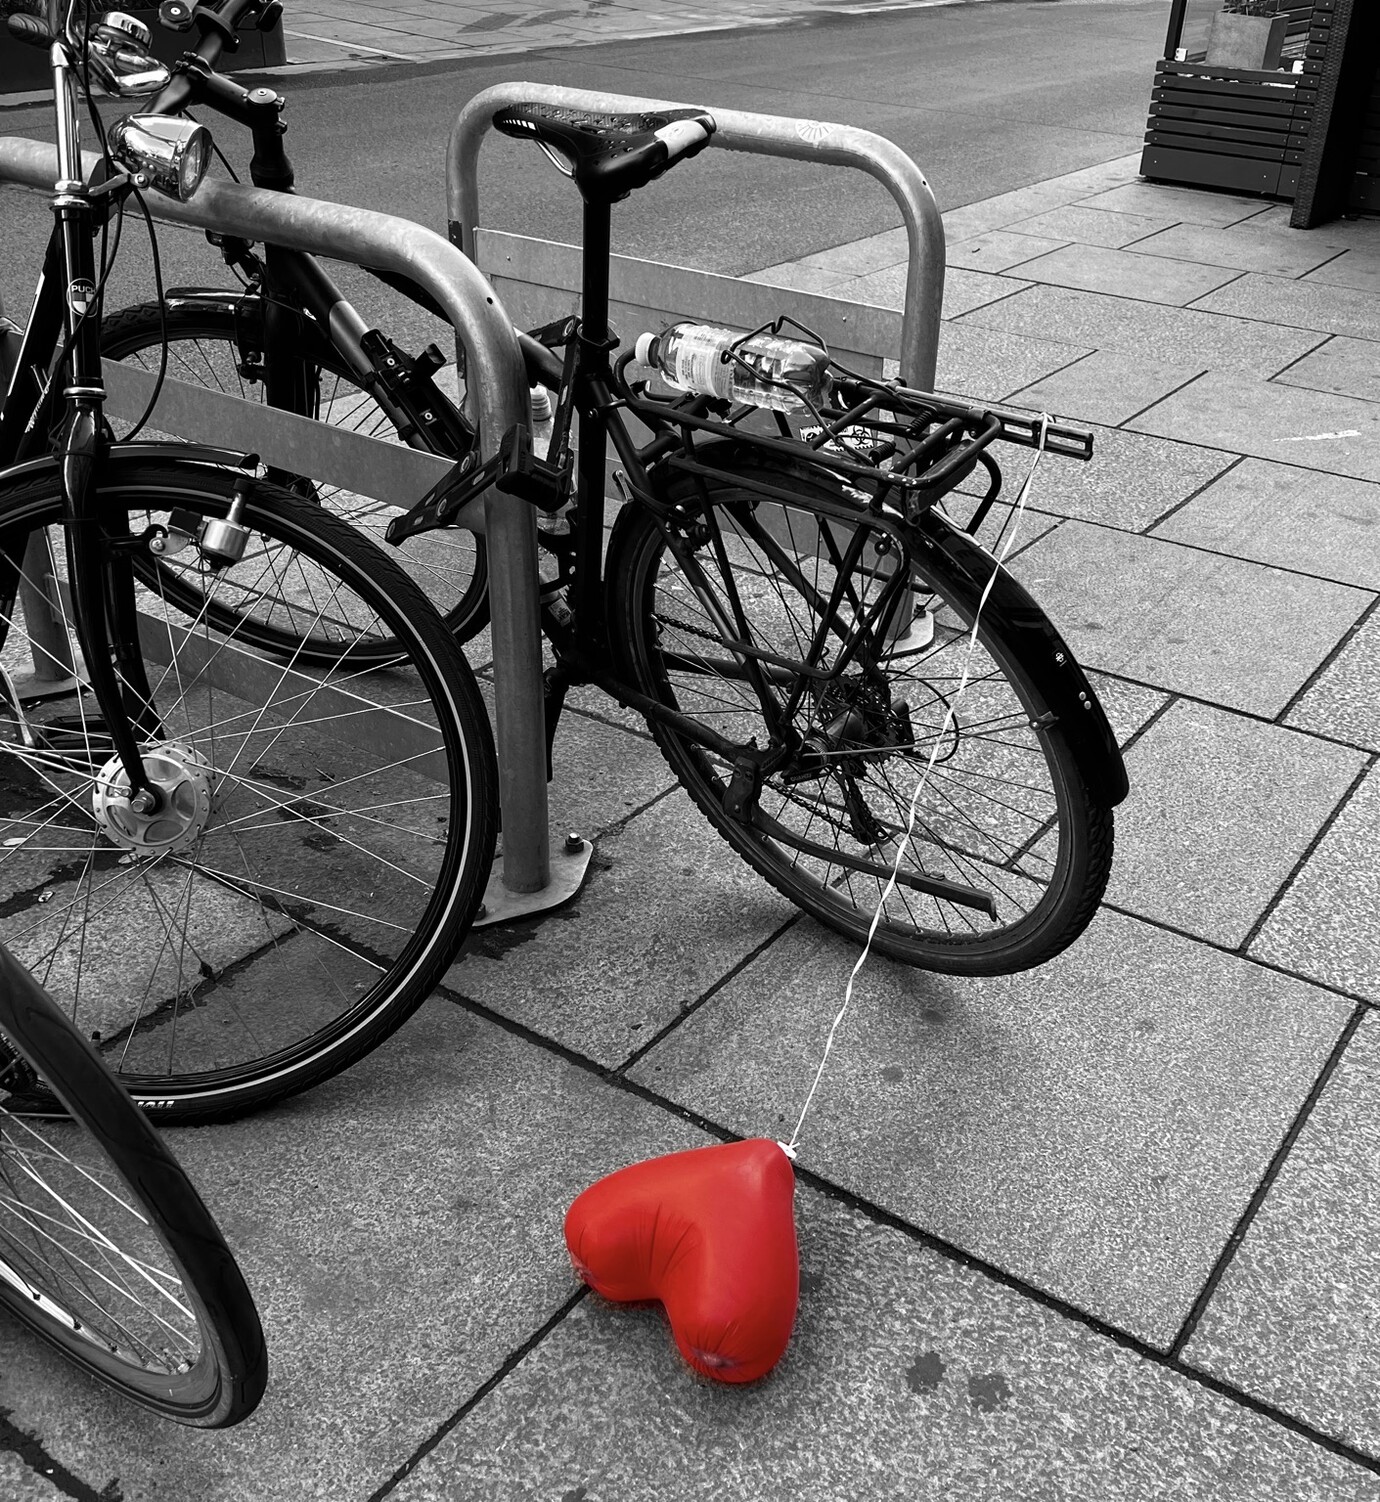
xmin=59 ymin=404 xmax=163 ymax=801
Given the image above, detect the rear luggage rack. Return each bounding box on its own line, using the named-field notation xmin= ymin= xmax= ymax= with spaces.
xmin=620 ymin=362 xmax=1093 ymax=526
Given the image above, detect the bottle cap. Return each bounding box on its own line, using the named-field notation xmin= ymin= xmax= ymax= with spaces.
xmin=529 ymin=386 xmax=553 ymax=420
xmin=634 ymin=332 xmax=656 ymax=366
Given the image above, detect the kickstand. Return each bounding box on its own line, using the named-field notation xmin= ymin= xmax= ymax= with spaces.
xmin=543 ymin=666 xmax=568 ymax=783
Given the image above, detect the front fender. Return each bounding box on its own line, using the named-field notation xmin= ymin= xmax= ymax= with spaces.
xmin=0 ymin=441 xmax=255 ymax=493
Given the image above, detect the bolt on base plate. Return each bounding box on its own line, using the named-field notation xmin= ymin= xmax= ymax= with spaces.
xmin=471 ymin=830 xmax=594 ymax=927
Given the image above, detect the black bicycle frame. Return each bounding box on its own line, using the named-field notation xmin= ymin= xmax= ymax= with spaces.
xmin=0 ymin=34 xmax=158 ymax=800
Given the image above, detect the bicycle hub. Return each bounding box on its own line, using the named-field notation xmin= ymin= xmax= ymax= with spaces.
xmin=93 ymin=741 xmax=214 ymax=855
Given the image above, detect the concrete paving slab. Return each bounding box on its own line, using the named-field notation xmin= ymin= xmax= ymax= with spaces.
xmin=1184 ymin=1013 xmax=1380 ymax=1457
xmin=1246 ymin=205 xmax=1380 ymax=247
xmin=474 ymin=673 xmax=671 ymax=840
xmin=958 ymin=282 xmax=1328 ymax=380
xmin=1084 ymin=670 xmax=1172 ymax=748
xmin=801 ymin=263 xmax=1030 ymax=321
xmin=946 ymin=230 xmax=1068 ymax=274
xmin=1130 ymin=371 xmax=1380 ymax=482
xmin=938 ymin=155 xmax=1144 ymax=244
xmin=933 ymin=267 xmax=1030 ymax=319
xmin=1003 ymin=244 xmax=1244 ymax=307
xmin=936 ymin=494 xmax=1063 ymax=558
xmin=942 ymin=186 xmax=1085 ymax=245
xmin=1274 ymin=335 xmax=1380 ymax=404
xmin=1008 ymin=203 xmax=1184 ymax=249
xmin=1192 ymin=274 xmax=1380 ymax=343
xmin=625 ymin=911 xmax=1350 ymax=1344
xmin=0 ymin=1453 xmax=67 ymax=1502
xmin=1110 ymin=699 xmax=1366 ymax=947
xmin=1130 ymin=224 xmax=1345 ymax=280
xmin=1009 ymin=522 xmax=1373 ymax=717
xmin=954 ymin=424 xmax=1235 ymax=531
xmin=1007 ymin=347 xmax=1204 ymax=427
xmin=0 ymin=1000 xmax=709 ymax=1501
xmin=742 ymin=261 xmax=860 ymax=297
xmin=390 ymin=1190 xmax=1380 ymax=1502
xmin=1078 ymin=184 xmax=1275 ymax=229
xmin=786 ymin=227 xmax=908 ymax=278
xmin=1304 ymin=251 xmax=1380 ymax=299
xmin=1150 ymin=458 xmax=1380 ymax=592
xmin=447 ymin=789 xmax=796 ymax=1067
xmin=933 ymin=320 xmax=1090 ymax=405
xmin=1249 ymin=767 xmax=1380 ymax=1002
xmin=1285 ymin=611 xmax=1380 ymax=752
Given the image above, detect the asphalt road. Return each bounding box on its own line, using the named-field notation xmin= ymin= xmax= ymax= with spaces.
xmin=1 ymin=0 xmax=1166 ymax=296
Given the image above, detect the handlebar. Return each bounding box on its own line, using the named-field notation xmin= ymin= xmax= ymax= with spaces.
xmin=4 ymin=2 xmax=279 ymax=114
xmin=149 ymin=0 xmax=279 ymax=114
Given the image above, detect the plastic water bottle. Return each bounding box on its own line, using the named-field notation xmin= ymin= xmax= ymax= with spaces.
xmin=529 ymin=385 xmax=555 ymax=460
xmin=529 ymin=386 xmax=571 ymax=538
xmin=634 ymin=324 xmax=831 ymax=413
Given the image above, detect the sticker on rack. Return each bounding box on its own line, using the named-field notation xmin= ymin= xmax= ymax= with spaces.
xmin=794 ymin=120 xmax=832 ymax=146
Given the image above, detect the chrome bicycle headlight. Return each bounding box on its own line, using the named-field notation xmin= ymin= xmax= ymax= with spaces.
xmin=108 ymin=115 xmax=213 ymax=201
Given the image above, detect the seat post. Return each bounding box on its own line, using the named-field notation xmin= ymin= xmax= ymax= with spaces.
xmin=571 ymin=193 xmax=616 ymax=651
xmin=578 ymin=194 xmax=613 ymax=348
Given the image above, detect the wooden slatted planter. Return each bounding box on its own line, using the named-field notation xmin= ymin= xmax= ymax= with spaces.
xmin=1141 ymin=3 xmax=1324 ymax=202
xmin=1143 ymin=0 xmax=1380 ymax=222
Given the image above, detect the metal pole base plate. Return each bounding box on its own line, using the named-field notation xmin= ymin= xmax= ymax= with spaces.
xmin=10 ymin=672 xmax=84 ymax=704
xmin=472 ymin=831 xmax=594 ymax=928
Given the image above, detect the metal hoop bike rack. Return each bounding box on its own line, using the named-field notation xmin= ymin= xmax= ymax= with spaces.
xmin=447 ymin=83 xmax=946 ymax=390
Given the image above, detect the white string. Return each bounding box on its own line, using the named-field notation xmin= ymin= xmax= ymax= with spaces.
xmin=781 ymin=414 xmax=1053 ymax=1158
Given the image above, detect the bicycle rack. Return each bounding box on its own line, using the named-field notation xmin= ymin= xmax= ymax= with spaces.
xmin=448 ymin=84 xmax=946 ymax=390
xmin=0 ymin=136 xmax=592 ymax=919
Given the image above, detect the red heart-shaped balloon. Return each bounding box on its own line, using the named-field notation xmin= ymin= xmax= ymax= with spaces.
xmin=564 ymin=1138 xmax=798 ymax=1383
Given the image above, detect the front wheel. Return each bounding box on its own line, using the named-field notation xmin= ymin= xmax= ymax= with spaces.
xmin=0 ymin=457 xmax=498 ymax=1120
xmin=0 ymin=944 xmax=266 ymax=1424
xmin=607 ymin=452 xmax=1114 ymax=974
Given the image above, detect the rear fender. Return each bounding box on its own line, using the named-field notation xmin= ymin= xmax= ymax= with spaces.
xmin=915 ymin=507 xmax=1129 ymax=807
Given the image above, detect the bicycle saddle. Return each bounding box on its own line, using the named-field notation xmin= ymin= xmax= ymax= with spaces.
xmin=492 ymin=103 xmax=715 ymax=202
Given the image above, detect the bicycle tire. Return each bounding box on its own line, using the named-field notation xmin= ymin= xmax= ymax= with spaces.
xmin=607 ymin=448 xmax=1113 ymax=974
xmin=0 ymin=455 xmax=497 ymax=1120
xmin=101 ymin=300 xmax=491 ymax=657
xmin=0 ymin=943 xmax=266 ymax=1424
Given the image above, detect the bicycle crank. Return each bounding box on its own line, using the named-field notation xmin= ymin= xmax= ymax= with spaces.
xmin=93 ymin=741 xmax=214 ymax=855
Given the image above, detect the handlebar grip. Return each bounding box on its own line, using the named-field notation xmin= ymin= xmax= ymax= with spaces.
xmin=652 ymin=115 xmax=714 ymax=166
xmin=7 ymin=14 xmax=52 ymax=49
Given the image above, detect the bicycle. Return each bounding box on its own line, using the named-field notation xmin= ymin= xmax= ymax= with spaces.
xmin=392 ymin=101 xmax=1126 ymax=975
xmin=98 ymin=0 xmax=498 ymax=655
xmin=0 ymin=1 xmax=499 ymax=1121
xmin=0 ymin=937 xmax=266 ymax=1423
xmin=100 ymin=38 xmax=1130 ymax=972
xmin=82 ymin=9 xmax=1128 ymax=970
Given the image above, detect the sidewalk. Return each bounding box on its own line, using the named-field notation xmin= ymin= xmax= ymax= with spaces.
xmin=4 ymin=105 xmax=1380 ymax=1502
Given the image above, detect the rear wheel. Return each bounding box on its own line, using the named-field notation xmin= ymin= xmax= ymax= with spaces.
xmin=608 ymin=452 xmax=1113 ymax=974
xmin=102 ymin=299 xmax=490 ymax=657
xmin=0 ymin=458 xmax=497 ymax=1120
xmin=0 ymin=944 xmax=265 ymax=1425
